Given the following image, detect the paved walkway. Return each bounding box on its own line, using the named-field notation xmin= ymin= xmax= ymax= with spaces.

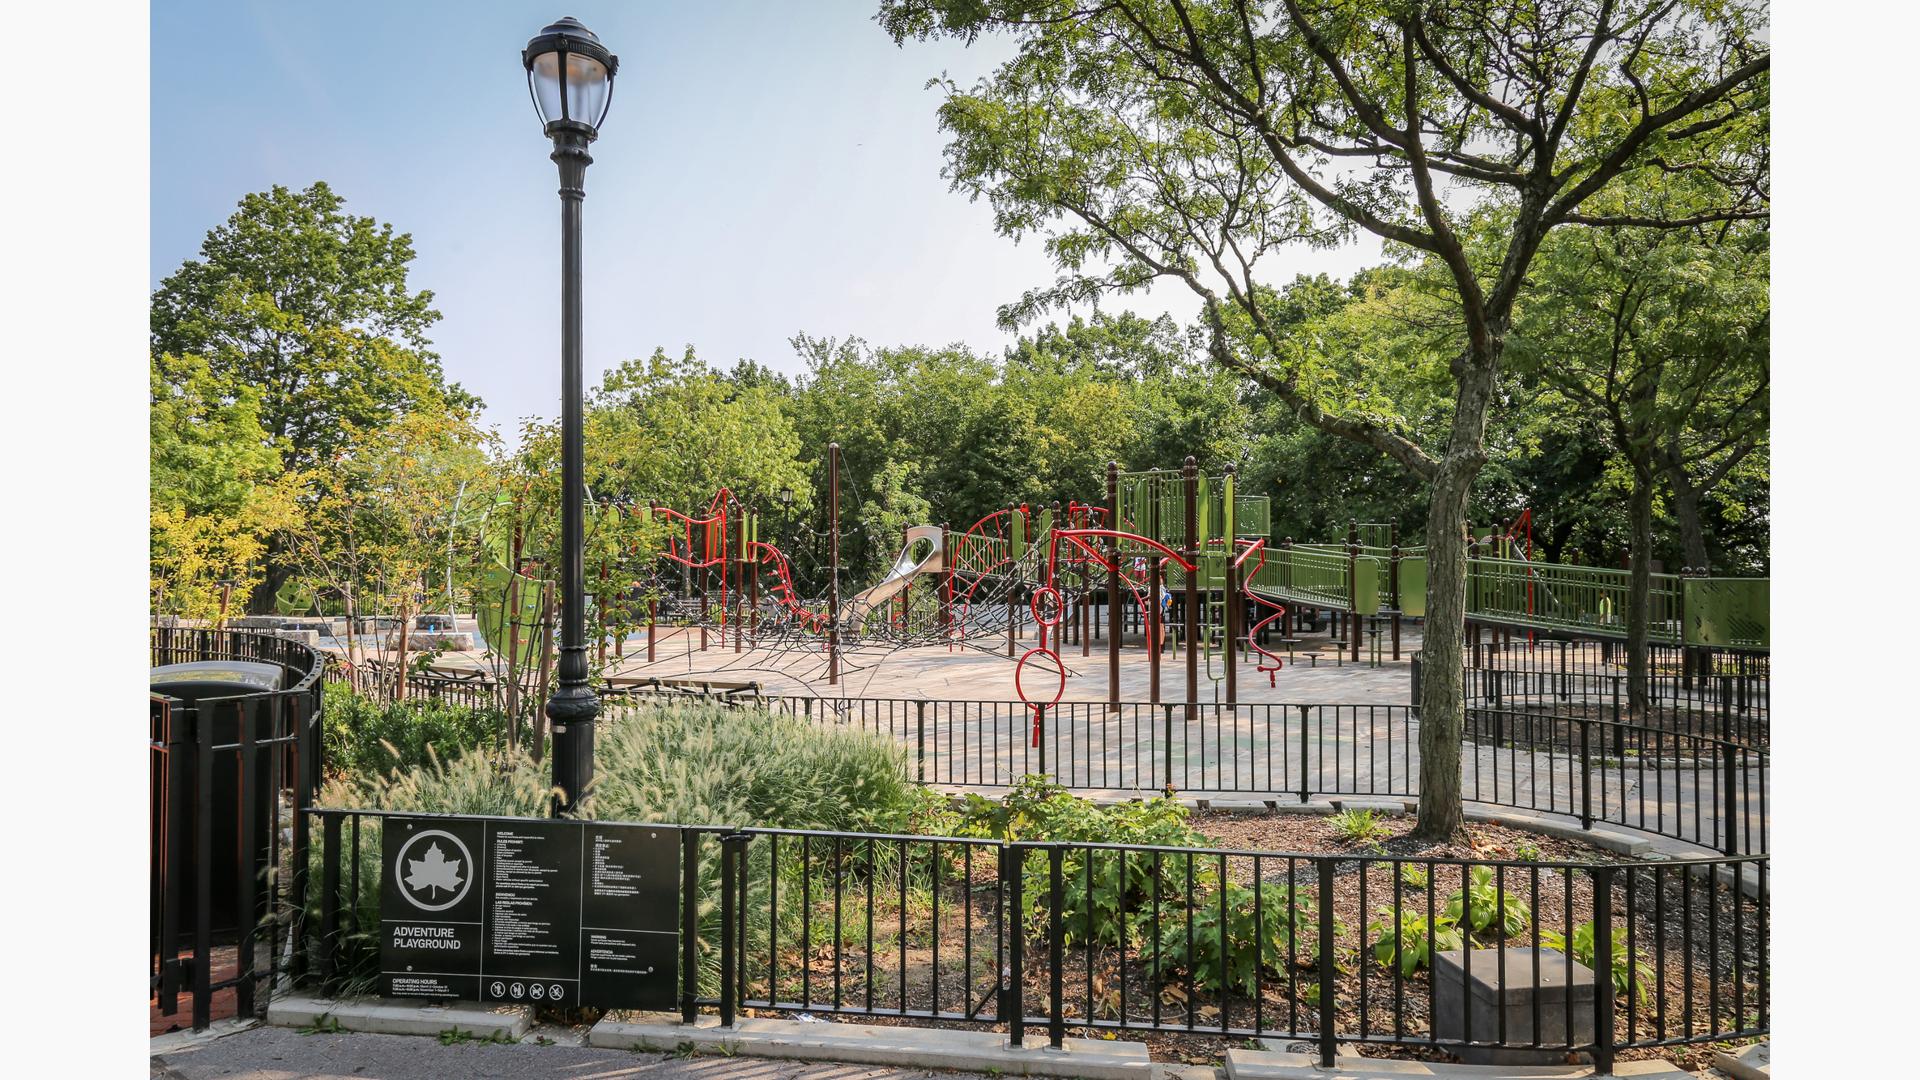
xmin=153 ymin=1024 xmax=996 ymax=1080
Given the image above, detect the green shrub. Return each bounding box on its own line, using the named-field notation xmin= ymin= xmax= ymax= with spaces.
xmin=1542 ymin=921 xmax=1654 ymax=1005
xmin=1155 ymin=881 xmax=1328 ymax=995
xmin=1367 ymin=907 xmax=1464 ymax=975
xmin=961 ymin=777 xmax=1208 ymax=948
xmin=322 ymin=682 xmax=516 ymax=779
xmin=1330 ymin=808 xmax=1389 ymax=843
xmin=1443 ymin=865 xmax=1532 ymax=938
xmin=1399 ymin=862 xmax=1429 ymax=889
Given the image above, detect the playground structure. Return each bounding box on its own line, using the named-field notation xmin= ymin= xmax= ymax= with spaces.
xmin=590 ymin=448 xmax=1768 ymax=714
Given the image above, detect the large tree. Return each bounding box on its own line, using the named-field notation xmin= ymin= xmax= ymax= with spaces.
xmin=152 ymin=182 xmax=478 ymax=611
xmin=881 ymin=0 xmax=1768 ymax=837
xmin=1507 ymin=220 xmax=1768 ymax=713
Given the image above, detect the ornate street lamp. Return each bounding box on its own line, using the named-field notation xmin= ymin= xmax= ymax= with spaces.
xmin=524 ymin=16 xmax=618 ymax=815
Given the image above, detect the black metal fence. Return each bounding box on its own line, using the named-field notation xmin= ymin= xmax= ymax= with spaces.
xmin=150 ymin=628 xmax=325 ymax=1031
xmin=655 ymin=691 xmax=1767 ymax=858
xmin=300 ymin=807 xmax=1765 ymax=1069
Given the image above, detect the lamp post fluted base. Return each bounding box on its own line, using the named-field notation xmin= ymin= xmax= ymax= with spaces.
xmin=546 ymin=675 xmax=599 ymax=815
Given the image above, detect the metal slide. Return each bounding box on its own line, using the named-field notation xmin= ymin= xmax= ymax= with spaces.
xmin=839 ymin=524 xmax=945 ymax=628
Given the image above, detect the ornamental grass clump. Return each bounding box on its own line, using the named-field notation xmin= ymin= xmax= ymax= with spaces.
xmin=591 ymin=700 xmax=918 ymax=831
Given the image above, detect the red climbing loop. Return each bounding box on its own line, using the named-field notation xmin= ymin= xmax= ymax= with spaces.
xmin=1029 ymin=585 xmax=1063 ymax=629
xmin=1014 ymin=646 xmax=1064 ymax=747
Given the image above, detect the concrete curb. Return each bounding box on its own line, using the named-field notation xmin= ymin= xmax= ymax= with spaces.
xmin=1711 ymin=1042 xmax=1768 ymax=1080
xmin=1224 ymin=1046 xmax=1691 ymax=1079
xmin=266 ymin=992 xmax=531 ymax=1041
xmin=149 ymin=1017 xmax=258 ymax=1055
xmin=589 ymin=1013 xmax=1155 ymax=1079
xmin=1458 ymin=806 xmax=1652 ymax=856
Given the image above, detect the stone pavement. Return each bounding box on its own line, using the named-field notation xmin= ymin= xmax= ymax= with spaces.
xmin=151 ymin=1024 xmax=1000 ymax=1080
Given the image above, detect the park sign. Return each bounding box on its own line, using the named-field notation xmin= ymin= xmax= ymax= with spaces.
xmin=380 ymin=815 xmax=678 ymax=1010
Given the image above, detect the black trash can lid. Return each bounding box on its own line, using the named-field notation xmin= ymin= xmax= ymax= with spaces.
xmin=151 ymin=661 xmax=285 ymax=699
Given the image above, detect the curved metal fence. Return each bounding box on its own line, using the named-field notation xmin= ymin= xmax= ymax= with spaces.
xmin=150 ymin=627 xmax=325 ymax=1033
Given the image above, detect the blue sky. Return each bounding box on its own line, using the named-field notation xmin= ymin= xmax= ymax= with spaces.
xmin=152 ymin=0 xmax=1379 ymax=434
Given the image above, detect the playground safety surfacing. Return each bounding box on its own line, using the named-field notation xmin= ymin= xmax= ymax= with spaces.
xmin=600 ymin=623 xmax=1420 ymax=705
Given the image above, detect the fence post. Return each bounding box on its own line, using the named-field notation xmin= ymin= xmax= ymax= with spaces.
xmin=236 ymin=701 xmax=259 ymax=1018
xmin=1298 ymin=704 xmax=1312 ymax=803
xmin=720 ymin=833 xmax=740 ymax=1028
xmin=916 ymin=700 xmax=927 ymax=784
xmin=1005 ymin=844 xmax=1025 ymax=1047
xmin=318 ymin=813 xmax=342 ymax=995
xmin=159 ymin=698 xmax=189 ymax=1003
xmin=1592 ymin=864 xmax=1616 ymax=1075
xmin=1721 ymin=711 xmax=1741 ymax=856
xmin=828 ymin=443 xmax=841 ymax=684
xmin=1048 ymin=845 xmax=1066 ymax=1049
xmin=681 ymin=831 xmax=699 ymax=1025
xmin=193 ymin=702 xmax=216 ymax=1030
xmin=1317 ymin=858 xmax=1338 ymax=1067
xmin=1578 ymin=718 xmax=1594 ymax=830
xmin=1164 ymin=703 xmax=1175 ymax=791
xmin=1183 ymin=457 xmax=1199 ymax=717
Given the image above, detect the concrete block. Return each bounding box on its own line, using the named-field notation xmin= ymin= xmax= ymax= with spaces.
xmin=1433 ymin=948 xmax=1592 ymax=1066
xmin=1712 ymin=1041 xmax=1768 ymax=1080
xmin=266 ymin=991 xmax=530 ymax=1041
xmin=589 ymin=1014 xmax=1153 ymax=1079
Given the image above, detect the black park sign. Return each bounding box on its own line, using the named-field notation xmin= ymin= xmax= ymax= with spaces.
xmin=379 ymin=815 xmax=678 ymax=1010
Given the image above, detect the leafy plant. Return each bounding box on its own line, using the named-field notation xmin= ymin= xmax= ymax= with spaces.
xmin=1367 ymin=908 xmax=1464 ymax=975
xmin=1399 ymin=863 xmax=1429 ymax=889
xmin=1330 ymin=808 xmax=1389 ymax=843
xmin=322 ymin=681 xmax=519 ymax=780
xmin=1543 ymin=922 xmax=1654 ymax=1005
xmin=1515 ymin=842 xmax=1542 ymax=862
xmin=1443 ymin=866 xmax=1532 ymax=938
xmin=1155 ymin=882 xmax=1331 ymax=995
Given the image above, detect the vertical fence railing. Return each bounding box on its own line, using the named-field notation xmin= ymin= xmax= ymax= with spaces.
xmin=621 ymin=681 xmax=1766 ymax=858
xmin=150 ymin=627 xmax=324 ymax=1032
xmin=294 ymin=809 xmax=1766 ymax=1062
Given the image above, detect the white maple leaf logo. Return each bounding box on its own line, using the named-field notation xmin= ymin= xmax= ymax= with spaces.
xmin=405 ymin=840 xmax=464 ymax=898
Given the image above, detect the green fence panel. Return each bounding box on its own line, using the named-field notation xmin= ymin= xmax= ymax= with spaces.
xmin=1354 ymin=556 xmax=1381 ymax=615
xmin=1685 ymin=577 xmax=1770 ymax=648
xmin=1398 ymin=556 xmax=1427 ymax=617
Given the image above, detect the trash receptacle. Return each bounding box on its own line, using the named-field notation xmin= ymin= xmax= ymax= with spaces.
xmin=151 ymin=661 xmax=286 ymax=942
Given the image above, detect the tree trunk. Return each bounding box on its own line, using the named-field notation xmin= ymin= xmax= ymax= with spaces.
xmin=1625 ymin=461 xmax=1655 ymax=720
xmin=248 ymin=535 xmax=295 ymax=615
xmin=1413 ymin=360 xmax=1499 ymax=841
xmin=1415 ymin=464 xmax=1475 ymax=839
xmin=1667 ymin=470 xmax=1712 ymax=572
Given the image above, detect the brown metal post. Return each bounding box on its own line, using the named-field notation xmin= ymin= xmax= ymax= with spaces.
xmin=1107 ymin=464 xmax=1121 ymax=709
xmin=1346 ymin=520 xmax=1360 ymax=663
xmin=749 ymin=507 xmax=760 ymax=647
xmin=646 ymin=596 xmax=657 ymax=662
xmin=1222 ymin=465 xmax=1238 ymax=703
xmin=1149 ymin=555 xmax=1162 ymax=704
xmin=597 ymin=561 xmax=609 ymax=666
xmin=1183 ymin=457 xmax=1199 ymax=713
xmin=828 ymin=442 xmax=841 ymax=685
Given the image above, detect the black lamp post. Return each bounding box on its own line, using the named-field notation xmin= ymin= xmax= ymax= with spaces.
xmin=524 ymin=16 xmax=618 ymax=815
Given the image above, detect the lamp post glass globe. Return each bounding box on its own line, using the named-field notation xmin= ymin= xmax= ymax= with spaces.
xmin=523 ymin=16 xmax=618 ymax=135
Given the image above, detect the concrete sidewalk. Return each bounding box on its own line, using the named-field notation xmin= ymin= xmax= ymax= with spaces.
xmin=151 ymin=1023 xmax=1001 ymax=1080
